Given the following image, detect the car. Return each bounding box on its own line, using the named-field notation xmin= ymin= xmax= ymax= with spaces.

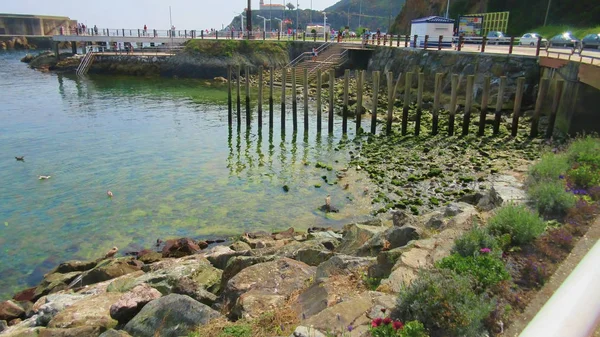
xmin=486 ymin=31 xmax=510 ymax=45
xmin=519 ymin=33 xmax=548 ymax=47
xmin=581 ymin=33 xmax=600 ymax=50
xmin=548 ymin=32 xmax=580 ymax=48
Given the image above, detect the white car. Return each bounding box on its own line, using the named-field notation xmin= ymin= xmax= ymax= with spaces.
xmin=519 ymin=33 xmax=548 ymax=47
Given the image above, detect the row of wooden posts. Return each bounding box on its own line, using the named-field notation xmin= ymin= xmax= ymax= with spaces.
xmin=226 ymin=65 xmax=562 ymax=138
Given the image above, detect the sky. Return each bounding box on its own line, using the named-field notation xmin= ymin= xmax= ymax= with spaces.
xmin=2 ymin=0 xmax=341 ymax=31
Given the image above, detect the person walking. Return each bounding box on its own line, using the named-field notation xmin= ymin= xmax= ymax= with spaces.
xmin=94 ymin=25 xmax=98 ymax=35
xmin=143 ymin=24 xmax=147 ymax=36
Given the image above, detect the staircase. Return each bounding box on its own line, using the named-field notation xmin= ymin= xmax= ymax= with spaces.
xmin=76 ymin=50 xmax=95 ymax=76
xmin=283 ymin=43 xmax=348 ymax=88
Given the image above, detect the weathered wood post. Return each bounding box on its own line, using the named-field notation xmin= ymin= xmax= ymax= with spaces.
xmin=237 ymin=66 xmax=241 ymax=127
xmin=328 ymin=68 xmax=334 ymax=134
xmin=292 ymin=68 xmax=297 ymax=132
xmin=371 ymin=71 xmax=380 ymax=134
xmin=342 ymin=69 xmax=349 ymax=134
xmin=545 ymin=80 xmax=564 ymax=138
xmin=386 ymin=71 xmax=394 ymax=134
xmin=462 ymin=75 xmax=474 ymax=136
xmin=415 ymin=72 xmax=424 ymax=136
xmin=258 ymin=66 xmax=263 ymax=128
xmin=228 ymin=65 xmax=232 ymax=126
xmin=269 ymin=67 xmax=274 ymax=129
xmin=478 ymin=76 xmax=491 ymax=136
xmin=356 ymin=70 xmax=364 ymax=133
xmin=402 ymin=72 xmax=413 ymax=135
xmin=316 ymin=69 xmax=322 ymax=133
xmin=493 ymin=76 xmax=507 ymax=135
xmin=432 ymin=73 xmax=442 ymax=135
xmin=511 ymin=77 xmax=526 ymax=137
xmin=281 ymin=68 xmax=286 ymax=132
xmin=530 ymin=78 xmax=550 ymax=137
xmin=449 ymin=74 xmax=459 ymax=136
xmin=303 ymin=68 xmax=309 ymax=131
xmin=245 ymin=66 xmax=251 ymax=126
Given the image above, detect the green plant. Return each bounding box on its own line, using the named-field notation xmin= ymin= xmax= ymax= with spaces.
xmin=453 ymin=226 xmax=501 ymax=258
xmin=363 ymin=273 xmax=382 ymax=290
xmin=528 ymin=181 xmax=576 ymax=215
xmin=566 ymin=136 xmax=600 ymax=166
xmin=394 ymin=269 xmax=495 ymax=337
xmin=436 ymin=253 xmax=510 ymax=289
xmin=567 ymin=164 xmax=600 ymax=189
xmin=219 ymin=324 xmax=252 ymax=337
xmin=399 ymin=321 xmax=429 ymax=337
xmin=520 ymin=256 xmax=549 ymax=288
xmin=369 ymin=317 xmax=406 ymax=337
xmin=528 ymin=153 xmax=570 ymax=183
xmin=488 ymin=204 xmax=546 ymax=246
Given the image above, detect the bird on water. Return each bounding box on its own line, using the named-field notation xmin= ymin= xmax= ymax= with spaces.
xmin=38 ymin=175 xmax=51 ymax=180
xmin=107 ymin=191 xmax=113 ymax=198
xmin=15 ymin=156 xmax=25 ymax=161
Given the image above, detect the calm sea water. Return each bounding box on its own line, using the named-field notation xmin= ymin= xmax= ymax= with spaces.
xmin=0 ymin=52 xmax=373 ymax=299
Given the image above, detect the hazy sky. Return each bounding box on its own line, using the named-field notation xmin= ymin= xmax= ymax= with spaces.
xmin=2 ymin=0 xmax=341 ymax=30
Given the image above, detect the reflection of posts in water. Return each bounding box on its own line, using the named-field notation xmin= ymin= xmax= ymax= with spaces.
xmin=257 ymin=128 xmax=264 ymax=167
xmin=244 ymin=128 xmax=254 ymax=173
xmin=227 ymin=65 xmax=232 ymax=126
xmin=303 ymin=68 xmax=309 ymax=132
xmin=268 ymin=130 xmax=274 ymax=170
xmin=302 ymin=131 xmax=309 ymax=169
xmin=291 ymin=69 xmax=297 ymax=132
xmin=269 ymin=67 xmax=274 ymax=130
xmin=57 ymin=74 xmax=66 ymax=98
xmin=235 ymin=125 xmax=242 ymax=175
xmin=227 ymin=126 xmax=234 ymax=174
xmin=281 ymin=68 xmax=286 ymax=132
xmin=290 ymin=131 xmax=297 ymax=169
xmin=245 ymin=66 xmax=251 ymax=127
xmin=236 ymin=66 xmax=241 ymax=130
xmin=279 ymin=132 xmax=287 ymax=177
xmin=74 ymin=75 xmax=84 ymax=98
xmin=258 ymin=66 xmax=263 ymax=128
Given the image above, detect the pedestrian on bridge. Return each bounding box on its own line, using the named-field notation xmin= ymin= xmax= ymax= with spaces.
xmin=94 ymin=25 xmax=98 ymax=35
xmin=144 ymin=24 xmax=147 ymax=36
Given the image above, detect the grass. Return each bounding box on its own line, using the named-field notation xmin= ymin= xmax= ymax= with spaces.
xmin=184 ymin=40 xmax=289 ymax=57
xmin=528 ymin=25 xmax=600 ymax=39
xmin=528 ymin=153 xmax=570 ymax=183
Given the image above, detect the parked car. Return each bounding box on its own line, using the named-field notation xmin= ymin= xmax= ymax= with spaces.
xmin=486 ymin=31 xmax=510 ymax=45
xmin=519 ymin=33 xmax=548 ymax=47
xmin=581 ymin=33 xmax=600 ymax=50
xmin=548 ymin=32 xmax=580 ymax=48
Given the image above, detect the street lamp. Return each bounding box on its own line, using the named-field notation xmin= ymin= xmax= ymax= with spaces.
xmin=274 ymin=17 xmax=283 ymax=34
xmin=257 ymin=15 xmax=271 ymax=34
xmin=323 ymin=12 xmax=327 ymax=40
xmin=234 ymin=11 xmax=246 ymax=33
xmin=445 ymin=0 xmax=450 ymax=18
xmin=296 ymin=1 xmax=300 ymax=31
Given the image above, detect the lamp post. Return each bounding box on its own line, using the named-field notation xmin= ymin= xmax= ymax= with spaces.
xmin=445 ymin=0 xmax=450 ymax=18
xmin=359 ymin=0 xmax=362 ymax=28
xmin=274 ymin=17 xmax=283 ymax=35
xmin=543 ymin=0 xmax=551 ymax=26
xmin=296 ymin=1 xmax=300 ymax=32
xmin=323 ymin=12 xmax=327 ymax=39
xmin=257 ymin=15 xmax=271 ymax=34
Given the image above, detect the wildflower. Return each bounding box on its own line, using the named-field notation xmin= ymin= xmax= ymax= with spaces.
xmin=347 ymin=325 xmax=353 ymax=332
xmin=480 ymin=247 xmax=491 ymax=254
xmin=559 ymin=175 xmax=564 ymax=179
xmin=380 ymin=308 xmax=387 ymax=314
xmin=372 ymin=317 xmax=383 ymax=327
xmin=383 ymin=317 xmax=392 ymax=325
xmin=392 ymin=320 xmax=404 ymax=330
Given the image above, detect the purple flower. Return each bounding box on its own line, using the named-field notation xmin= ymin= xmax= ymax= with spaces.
xmin=480 ymin=247 xmax=491 ymax=254
xmin=559 ymin=175 xmax=565 ymax=179
xmin=347 ymin=325 xmax=354 ymax=332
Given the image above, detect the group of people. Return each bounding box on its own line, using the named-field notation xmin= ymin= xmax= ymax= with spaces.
xmin=59 ymin=23 xmax=98 ymax=36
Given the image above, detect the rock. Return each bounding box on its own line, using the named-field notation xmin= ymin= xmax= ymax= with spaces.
xmin=47 ymin=292 xmax=121 ymax=330
xmin=213 ymin=76 xmax=227 ymax=83
xmin=54 ymin=260 xmax=98 ymax=274
xmin=124 ymin=294 xmax=220 ymax=337
xmin=171 ymin=278 xmax=217 ymax=306
xmin=291 ymin=326 xmax=327 ymax=337
xmin=109 ymin=284 xmax=162 ymax=324
xmin=424 ymin=211 xmax=445 ymax=229
xmin=229 ymin=241 xmax=252 ymax=252
xmin=81 ymin=258 xmax=142 ymax=287
xmin=161 ymin=238 xmax=200 ymax=258
xmin=458 ymin=191 xmax=485 ymax=205
xmin=272 ymin=227 xmax=295 ymax=240
xmin=137 ymin=252 xmax=162 ymax=264
xmin=203 ymin=245 xmax=249 ymax=270
xmin=197 ymin=240 xmax=209 ymax=250
xmin=220 ymin=255 xmax=277 ymax=287
xmin=0 ymin=301 xmax=25 ymax=321
xmin=336 ymin=224 xmax=386 ymax=255
xmin=295 ymin=248 xmax=334 ymax=266
xmin=315 ymin=255 xmax=375 ymax=279
xmin=222 ymin=258 xmax=315 ymax=319
xmin=477 ymin=175 xmax=526 ymax=211
xmin=8 ymin=318 xmax=21 ymax=326
xmin=303 ymin=293 xmax=373 ymax=333
xmin=33 ymin=272 xmax=81 ymax=301
xmin=13 ymin=287 xmax=36 ymax=303
xmin=33 ymin=293 xmax=90 ymax=326
xmin=0 ymin=320 xmax=7 ymax=332
xmin=444 ymin=202 xmax=465 ymax=217
xmin=391 ymin=210 xmax=417 ymax=227
xmin=38 ymin=326 xmax=107 ymax=337
xmin=307 ymin=231 xmax=343 ymax=240
xmin=398 ymin=248 xmax=431 ymax=269
xmin=378 ymin=266 xmax=418 ymax=293
xmin=99 ymin=329 xmax=132 ymax=337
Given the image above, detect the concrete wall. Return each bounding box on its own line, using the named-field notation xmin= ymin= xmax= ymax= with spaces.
xmin=0 ymin=14 xmax=76 ymax=36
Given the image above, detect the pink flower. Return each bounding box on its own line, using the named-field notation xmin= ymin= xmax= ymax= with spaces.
xmin=383 ymin=317 xmax=392 ymax=325
xmin=372 ymin=318 xmax=383 ymax=327
xmin=392 ymin=320 xmax=404 ymax=330
xmin=480 ymin=247 xmax=491 ymax=254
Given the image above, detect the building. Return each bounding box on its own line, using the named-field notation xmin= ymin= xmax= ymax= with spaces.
xmin=259 ymin=0 xmax=286 ymax=11
xmin=409 ymin=16 xmax=455 ymax=48
xmin=0 ymin=13 xmax=77 ymax=36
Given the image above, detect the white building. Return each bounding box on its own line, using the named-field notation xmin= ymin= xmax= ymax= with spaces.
xmin=259 ymin=0 xmax=285 ymax=11
xmin=410 ymin=16 xmax=455 ymax=48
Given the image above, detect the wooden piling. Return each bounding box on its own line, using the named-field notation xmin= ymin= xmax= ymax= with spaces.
xmin=545 ymin=80 xmax=564 ymax=138
xmin=449 ymin=74 xmax=459 ymax=136
xmin=227 ymin=65 xmax=232 ymax=126
xmin=258 ymin=66 xmax=263 ymax=128
xmin=342 ymin=69 xmax=349 ymax=134
xmin=316 ymin=69 xmax=322 ymax=133
xmin=402 ymin=72 xmax=413 ymax=135
xmin=478 ymin=76 xmax=490 ymax=137
xmin=371 ymin=71 xmax=380 ymax=134
xmin=237 ymin=66 xmax=241 ymax=125
xmin=530 ymin=78 xmax=550 ymax=137
xmin=281 ymin=68 xmax=286 ymax=132
xmin=493 ymin=76 xmax=506 ymax=135
xmin=269 ymin=67 xmax=274 ymax=129
xmin=462 ymin=75 xmax=474 ymax=136
xmin=432 ymin=73 xmax=442 ymax=135
xmin=291 ymin=68 xmax=297 ymax=132
xmin=511 ymin=77 xmax=525 ymax=137
xmin=329 ymin=68 xmax=334 ymax=134
xmin=386 ymin=72 xmax=394 ymax=134
xmin=245 ymin=66 xmax=251 ymax=126
xmin=415 ymin=72 xmax=425 ymax=136
xmin=303 ymin=68 xmax=309 ymax=132
xmin=356 ymin=70 xmax=364 ymax=132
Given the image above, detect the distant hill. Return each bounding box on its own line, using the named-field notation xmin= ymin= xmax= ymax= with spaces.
xmin=226 ymin=0 xmax=405 ymax=33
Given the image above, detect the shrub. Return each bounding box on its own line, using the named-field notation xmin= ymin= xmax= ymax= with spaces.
xmin=394 ymin=269 xmax=495 ymax=337
xmin=520 ymin=256 xmax=550 ymax=288
xmin=528 ymin=153 xmax=570 ymax=183
xmin=546 ymin=227 xmax=575 ymax=250
xmin=399 ymin=321 xmax=429 ymax=337
xmin=453 ymin=226 xmax=501 ymax=258
xmin=566 ymin=136 xmax=600 ymax=167
xmin=487 ymin=204 xmax=546 ymax=246
xmin=566 ymin=164 xmax=600 ymax=189
xmin=528 ymin=181 xmax=576 ymax=215
xmin=436 ymin=254 xmax=510 ymax=289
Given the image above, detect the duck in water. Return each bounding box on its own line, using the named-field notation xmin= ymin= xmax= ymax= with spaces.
xmin=15 ymin=156 xmax=25 ymax=161
xmin=38 ymin=175 xmax=51 ymax=180
xmin=107 ymin=190 xmax=113 ymax=198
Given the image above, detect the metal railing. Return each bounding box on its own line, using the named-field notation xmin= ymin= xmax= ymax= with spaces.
xmin=286 ymin=41 xmax=332 ymax=68
xmin=308 ymin=49 xmax=349 ymax=77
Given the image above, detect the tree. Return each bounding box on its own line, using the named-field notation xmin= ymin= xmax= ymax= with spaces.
xmin=286 ymin=2 xmax=295 ymax=10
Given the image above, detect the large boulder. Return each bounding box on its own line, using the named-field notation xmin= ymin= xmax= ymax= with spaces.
xmin=315 ymin=255 xmax=375 ymax=280
xmin=124 ymin=294 xmax=220 ymax=337
xmin=222 ymin=258 xmax=316 ymax=319
xmin=356 ymin=226 xmax=420 ymax=256
xmin=99 ymin=329 xmax=132 ymax=337
xmin=171 ymin=278 xmax=217 ymax=306
xmin=80 ymin=258 xmax=142 ymax=287
xmin=202 ymin=245 xmax=249 ymax=269
xmin=38 ymin=326 xmax=107 ymax=337
xmin=0 ymin=300 xmax=25 ymax=321
xmin=47 ymin=292 xmax=122 ymax=330
xmin=33 ymin=271 xmax=81 ymax=301
xmin=109 ymin=284 xmax=162 ymax=324
xmin=161 ymin=238 xmax=201 ymax=258
xmin=33 ymin=293 xmax=90 ymax=326
xmin=303 ymin=293 xmax=373 ymax=333
xmin=295 ymin=248 xmax=334 ymax=266
xmin=336 ymin=224 xmax=386 ymax=255
xmin=290 ymin=326 xmax=327 ymax=337
xmin=54 ymin=260 xmax=98 ymax=274
xmin=220 ymin=255 xmax=277 ymax=288
xmin=477 ymin=175 xmax=526 ymax=211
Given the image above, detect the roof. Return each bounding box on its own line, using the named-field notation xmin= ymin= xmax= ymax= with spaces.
xmin=411 ymin=16 xmax=455 ymax=24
